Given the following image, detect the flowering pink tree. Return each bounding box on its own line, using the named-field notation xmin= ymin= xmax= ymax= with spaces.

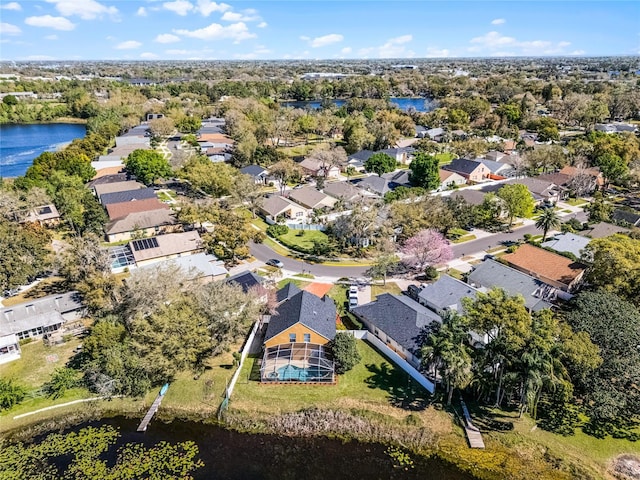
xmin=401 ymin=229 xmax=453 ymax=271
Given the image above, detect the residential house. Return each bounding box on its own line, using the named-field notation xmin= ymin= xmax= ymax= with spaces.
xmin=298 ymin=158 xmax=341 ymax=178
xmin=595 ymin=123 xmax=638 ymax=134
xmin=479 ymin=159 xmax=515 ymax=178
xmin=382 ymin=170 xmax=412 ymax=189
xmin=438 ymin=170 xmax=467 ymax=191
xmin=322 ymin=181 xmax=363 ymax=205
xmin=261 ymin=287 xmax=337 ymax=383
xmin=129 ymin=231 xmax=203 ymax=267
xmin=378 ymin=147 xmax=414 ymax=165
xmin=240 ymin=165 xmax=269 ymax=184
xmin=484 ymin=150 xmax=507 ymax=162
xmin=415 ymin=125 xmax=428 ymax=138
xmin=558 ymin=165 xmax=604 ymax=190
xmin=135 ymin=252 xmax=228 ymax=283
xmin=259 ymin=195 xmax=308 ymax=223
xmin=198 ymin=118 xmax=226 ymax=135
xmin=502 ymin=244 xmax=586 ymax=293
xmin=196 ymin=132 xmax=234 ymax=148
xmin=93 ymin=180 xmax=146 ymax=198
xmin=425 ymin=127 xmax=445 ymax=141
xmin=105 ymin=198 xmax=168 ymax=221
xmin=541 ymin=232 xmax=592 ymax=260
xmin=225 ymin=270 xmax=267 ymax=300
xmin=449 ymin=189 xmax=486 ymax=206
xmin=467 ymin=258 xmax=557 ymax=310
xmin=579 ymin=222 xmax=630 ymax=239
xmin=0 ymin=292 xmax=85 ymax=363
xmin=99 ymin=188 xmax=157 ymax=206
xmin=443 ymin=158 xmax=490 ymax=183
xmin=351 ymin=293 xmax=441 ymax=369
xmin=104 ymin=209 xmax=180 ymax=243
xmin=351 ymin=175 xmax=391 ymax=196
xmin=288 ymin=186 xmax=338 ymax=210
xmin=346 ymin=150 xmax=374 ymax=172
xmin=20 ymin=204 xmax=61 ymax=227
xmin=612 ymin=209 xmax=640 ymax=227
xmin=416 ymin=275 xmax=479 ymax=315
xmin=87 ymin=173 xmax=128 ymax=189
xmin=483 ymin=178 xmax=566 ymax=204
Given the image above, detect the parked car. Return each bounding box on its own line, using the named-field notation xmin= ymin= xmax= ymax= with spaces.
xmin=349 ymin=286 xmax=358 ymax=297
xmin=265 ymin=258 xmax=284 ymax=268
xmin=348 ymin=296 xmax=358 ymax=311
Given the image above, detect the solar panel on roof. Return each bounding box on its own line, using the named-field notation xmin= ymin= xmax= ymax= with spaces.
xmin=131 ymin=237 xmax=159 ymax=251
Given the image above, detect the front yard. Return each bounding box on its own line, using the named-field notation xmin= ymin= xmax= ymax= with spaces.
xmin=277 ymin=229 xmax=329 ymax=253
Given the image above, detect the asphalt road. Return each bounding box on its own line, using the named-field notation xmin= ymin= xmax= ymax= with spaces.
xmin=249 ymin=210 xmax=589 ymax=279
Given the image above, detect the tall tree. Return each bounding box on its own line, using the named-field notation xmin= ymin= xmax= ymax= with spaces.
xmin=535 ymin=207 xmax=561 ymax=241
xmin=584 ymin=191 xmax=612 ymax=223
xmin=364 ymin=152 xmax=396 ymax=177
xmin=400 ymin=229 xmax=453 ymax=271
xmin=0 ymin=220 xmax=51 ymax=292
xmin=270 ymin=158 xmax=303 ymax=195
xmin=497 ymin=183 xmax=535 ymax=230
xmin=409 ymin=152 xmax=440 ymax=190
xmin=124 ymin=149 xmax=172 ymax=185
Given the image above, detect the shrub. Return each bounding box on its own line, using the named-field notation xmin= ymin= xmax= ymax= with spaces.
xmin=329 ymin=333 xmax=361 ymax=374
xmin=44 ymin=367 xmax=81 ymax=399
xmin=424 ymin=266 xmax=439 ymax=281
xmin=0 ymin=378 xmax=27 ymax=410
xmin=266 ymin=224 xmax=289 ymax=237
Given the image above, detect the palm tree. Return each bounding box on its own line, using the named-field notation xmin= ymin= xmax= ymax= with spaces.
xmin=535 ymin=207 xmax=561 ymax=242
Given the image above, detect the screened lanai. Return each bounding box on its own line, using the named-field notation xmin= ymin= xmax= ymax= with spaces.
xmin=261 ymin=342 xmax=335 ymax=384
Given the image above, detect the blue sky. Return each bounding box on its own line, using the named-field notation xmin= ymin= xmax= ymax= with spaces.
xmin=1 ymin=1 xmax=638 ymax=61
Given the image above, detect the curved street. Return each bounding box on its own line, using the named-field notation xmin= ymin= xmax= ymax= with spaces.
xmin=248 ymin=210 xmax=589 ymax=280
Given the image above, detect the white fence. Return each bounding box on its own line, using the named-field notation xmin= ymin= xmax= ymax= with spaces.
xmin=344 ymin=330 xmax=435 ymax=394
xmin=225 ymin=320 xmax=260 ymax=398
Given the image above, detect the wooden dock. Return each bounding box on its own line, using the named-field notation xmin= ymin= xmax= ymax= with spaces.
xmin=460 ymin=398 xmax=485 ymax=449
xmin=137 ymin=384 xmax=169 ymax=432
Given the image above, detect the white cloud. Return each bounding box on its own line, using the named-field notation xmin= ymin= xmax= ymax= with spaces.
xmin=425 ymin=47 xmax=450 ymax=58
xmin=45 ymin=0 xmax=118 ymax=20
xmin=341 ymin=47 xmax=352 ymax=54
xmin=299 ymin=35 xmax=310 ymax=41
xmin=309 ymin=33 xmax=343 ymax=48
xmin=469 ymin=31 xmax=572 ymax=55
xmin=1 ymin=2 xmax=22 ymax=11
xmin=44 ymin=34 xmax=58 ymax=40
xmin=221 ymin=10 xmax=260 ymax=22
xmin=378 ymin=34 xmax=413 ymax=57
xmin=163 ymin=0 xmax=193 ymax=16
xmin=116 ymin=40 xmax=142 ymax=49
xmin=155 ymin=33 xmax=180 ymax=43
xmin=174 ymin=21 xmax=255 ymax=42
xmin=196 ymin=0 xmax=230 ymax=16
xmin=140 ymin=52 xmax=159 ymax=59
xmin=25 ymin=15 xmax=75 ymax=31
xmin=25 ymin=54 xmax=56 ymax=60
xmin=136 ymin=7 xmax=147 ymax=16
xmin=571 ymin=49 xmax=585 ymax=55
xmin=234 ymin=46 xmax=272 ymax=59
xmin=491 ymin=18 xmax=505 ymax=25
xmin=257 ymin=21 xmax=267 ymax=28
xmin=0 ymin=22 xmax=21 ymax=36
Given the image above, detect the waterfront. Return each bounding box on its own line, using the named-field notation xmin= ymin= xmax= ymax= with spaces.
xmin=0 ymin=123 xmax=86 ymax=178
xmin=281 ymin=97 xmax=434 ymax=112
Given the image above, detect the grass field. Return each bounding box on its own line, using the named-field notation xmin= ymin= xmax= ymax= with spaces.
xmin=452 ymin=234 xmax=477 ymax=244
xmin=371 ymin=282 xmax=403 ymax=298
xmin=277 ymin=230 xmax=328 ymax=253
xmin=565 ymin=197 xmax=588 ymax=207
xmin=276 ymin=278 xmax=312 ymax=289
xmin=1 ymin=277 xmax=67 ymax=307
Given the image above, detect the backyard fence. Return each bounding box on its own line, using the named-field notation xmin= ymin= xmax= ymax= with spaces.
xmin=285 ymin=223 xmax=326 ymax=231
xmin=344 ymin=330 xmax=435 ymax=394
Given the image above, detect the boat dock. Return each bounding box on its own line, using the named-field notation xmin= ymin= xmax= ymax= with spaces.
xmin=460 ymin=398 xmax=485 ymax=449
xmin=137 ymin=383 xmax=169 ymax=432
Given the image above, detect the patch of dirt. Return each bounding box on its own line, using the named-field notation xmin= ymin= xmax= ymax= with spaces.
xmin=612 ymin=455 xmax=640 ymax=480
xmin=304 ymin=282 xmax=333 ymax=297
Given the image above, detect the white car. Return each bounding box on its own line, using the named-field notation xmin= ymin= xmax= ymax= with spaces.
xmin=349 ymin=286 xmax=358 ymax=297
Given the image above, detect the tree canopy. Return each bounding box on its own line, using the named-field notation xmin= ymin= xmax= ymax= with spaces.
xmin=409 ymin=152 xmax=440 ymax=190
xmin=364 ymin=152 xmax=396 ymax=176
xmin=497 ymin=183 xmax=535 ymax=229
xmin=124 ymin=149 xmax=172 ymax=185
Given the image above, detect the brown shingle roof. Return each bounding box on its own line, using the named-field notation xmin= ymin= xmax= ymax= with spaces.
xmin=105 ymin=209 xmax=177 ymax=235
xmin=106 ymin=198 xmax=168 ymax=220
xmin=94 ymin=181 xmax=146 ymax=197
xmin=130 ymin=231 xmax=203 ymax=263
xmin=502 ymin=243 xmax=586 ymax=287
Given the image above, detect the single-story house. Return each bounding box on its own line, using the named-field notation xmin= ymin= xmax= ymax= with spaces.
xmin=382 ymin=170 xmax=412 ymax=189
xmin=541 ymin=232 xmax=592 ymax=260
xmin=502 ymin=244 xmax=586 ymax=292
xmin=99 ymin=188 xmax=157 ymax=206
xmin=322 ymin=181 xmax=363 ymax=204
xmin=416 ymin=274 xmax=479 ymax=315
xmin=225 ymin=270 xmax=268 ymax=301
xmin=261 ymin=287 xmax=336 ymax=383
xmin=288 ymin=186 xmax=337 ymax=210
xmin=351 ymin=175 xmax=391 ymax=196
xmin=559 ymin=165 xmax=604 ymax=190
xmin=298 ymin=158 xmax=341 ymax=178
xmin=135 ymin=252 xmax=228 ymax=283
xmin=612 ymin=209 xmax=640 ymax=227
xmin=129 ymin=231 xmax=203 ymax=267
xmin=105 ymin=197 xmax=168 ymax=221
xmin=104 ymin=209 xmax=180 ymax=243
xmin=426 ymin=127 xmax=445 ymax=141
xmin=20 ymin=204 xmax=61 ymax=227
xmin=595 ymin=123 xmax=638 ymax=134
xmin=449 ymin=189 xmax=486 ymax=206
xmin=87 ymin=173 xmax=128 ymax=188
xmin=240 ymin=165 xmax=269 ymax=184
xmin=483 ymin=178 xmax=566 ymax=205
xmin=443 ymin=158 xmax=490 ymax=183
xmin=467 ymin=258 xmax=556 ymax=310
xmin=93 ymin=181 xmax=146 ymax=198
xmin=438 ymin=170 xmax=467 ymax=191
xmin=378 ymin=147 xmax=414 ymax=165
xmin=578 ymin=222 xmax=630 ymax=239
xmin=196 ymin=132 xmax=235 ymax=147
xmin=479 ymin=159 xmax=514 ymax=178
xmin=484 ymin=150 xmax=507 ymax=162
xmin=259 ymin=195 xmax=309 ymax=222
xmin=415 ymin=125 xmax=428 ymax=138
xmin=0 ymin=291 xmax=85 ymax=363
xmin=351 ymin=293 xmax=442 ymax=369
xmin=347 ymin=150 xmax=375 ymax=172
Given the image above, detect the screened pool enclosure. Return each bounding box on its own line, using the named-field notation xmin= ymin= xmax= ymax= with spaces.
xmin=261 ymin=343 xmax=335 ymax=384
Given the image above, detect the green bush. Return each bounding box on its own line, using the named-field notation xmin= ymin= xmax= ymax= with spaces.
xmin=266 ymin=224 xmax=289 ymax=237
xmin=424 ymin=266 xmax=439 ymax=281
xmin=329 ymin=332 xmax=362 ymax=374
xmin=0 ymin=378 xmax=26 ymax=410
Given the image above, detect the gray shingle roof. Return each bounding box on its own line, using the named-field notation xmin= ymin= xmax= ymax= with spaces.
xmin=541 ymin=233 xmax=591 ymax=258
xmin=100 ymin=188 xmax=157 ymax=205
xmin=322 ymin=181 xmax=362 ymax=201
xmin=467 ymin=259 xmax=554 ymax=311
xmin=1 ymin=292 xmax=84 ymax=337
xmin=265 ymin=290 xmax=336 ymax=342
xmin=612 ymin=209 xmax=640 ymax=227
xmin=450 ymin=189 xmax=486 ymax=206
xmin=105 ymin=209 xmax=176 ymax=235
xmin=351 ymin=293 xmax=441 ymax=352
xmin=277 ymin=282 xmax=302 ymax=303
xmin=135 ymin=252 xmax=228 ymax=279
xmin=348 ymin=150 xmax=375 ymax=162
xmin=417 ymin=274 xmax=479 ymax=313
xmin=225 ymin=270 xmax=264 ymax=293
xmin=240 ymin=165 xmax=268 ymax=177
xmin=444 ymin=158 xmax=483 ymax=175
xmin=352 ymin=176 xmax=390 ymax=196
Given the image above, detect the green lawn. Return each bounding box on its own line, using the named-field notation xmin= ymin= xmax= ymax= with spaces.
xmin=277 ymin=230 xmax=329 ymax=253
xmin=157 ymin=190 xmax=176 ymax=202
xmin=277 ymin=278 xmax=312 ymax=289
xmin=1 ymin=277 xmax=67 ymax=307
xmin=261 ymin=237 xmax=291 ymax=256
xmin=371 ymin=282 xmax=403 ymax=299
xmin=452 ymin=234 xmax=477 ymax=244
xmin=435 ymin=152 xmax=456 ymax=165
xmin=565 ymin=198 xmax=588 ymax=207
xmin=250 ymin=217 xmax=270 ymax=231
xmin=230 ymin=340 xmax=430 ymax=415
xmin=445 ymin=268 xmax=465 ymax=280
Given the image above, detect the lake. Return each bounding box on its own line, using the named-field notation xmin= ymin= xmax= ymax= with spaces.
xmin=0 ymin=123 xmax=87 ymax=178
xmin=43 ymin=417 xmax=475 ymax=480
xmin=281 ymin=97 xmax=434 ymax=112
